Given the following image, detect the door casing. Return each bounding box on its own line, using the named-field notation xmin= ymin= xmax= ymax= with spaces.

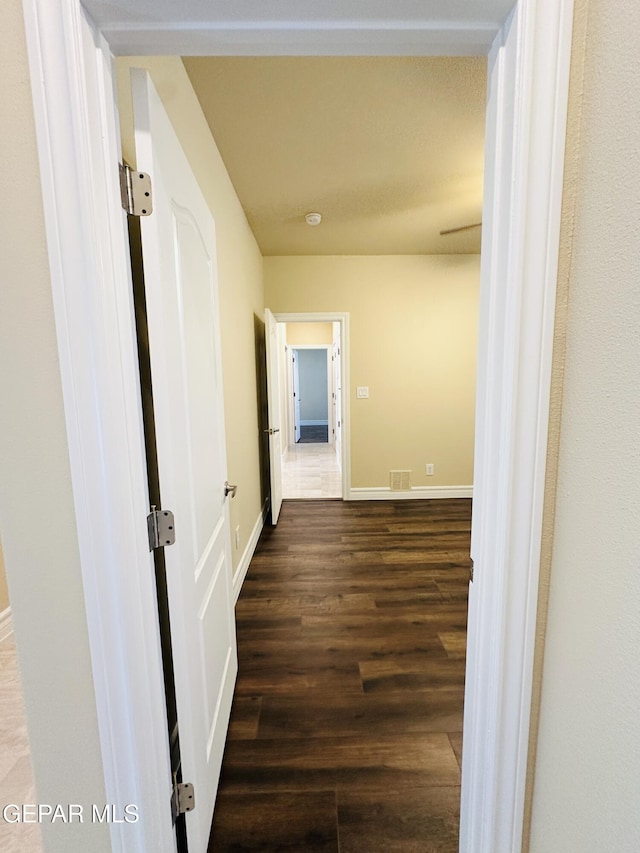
xmin=275 ymin=312 xmax=351 ymax=500
xmin=20 ymin=1 xmax=575 ymax=851
xmin=290 ymin=347 xmax=301 ymax=445
xmin=288 ymin=345 xmax=333 ymax=445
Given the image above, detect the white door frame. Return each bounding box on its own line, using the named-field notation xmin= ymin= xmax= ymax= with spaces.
xmin=287 ymin=347 xmax=296 ymax=446
xmin=20 ymin=2 xmax=574 ymax=852
xmin=289 ymin=345 xmax=333 ymax=445
xmin=20 ymin=5 xmax=175 ymax=852
xmin=287 ymin=346 xmax=300 ymax=446
xmin=275 ymin=312 xmax=351 ymax=499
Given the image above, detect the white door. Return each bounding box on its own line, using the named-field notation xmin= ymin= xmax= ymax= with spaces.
xmin=132 ymin=69 xmax=237 ymax=853
xmin=292 ymin=349 xmax=301 ymax=443
xmin=332 ymin=323 xmax=342 ymax=468
xmin=265 ymin=308 xmax=283 ymax=523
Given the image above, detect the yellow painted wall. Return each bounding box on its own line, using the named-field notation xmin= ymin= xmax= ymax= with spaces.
xmin=0 ymin=537 xmax=9 ymax=613
xmin=117 ymin=57 xmax=265 ymax=570
xmin=528 ymin=1 xmax=640 ymax=850
xmin=286 ymin=322 xmax=333 ymax=345
xmin=265 ymin=255 xmax=479 ymax=489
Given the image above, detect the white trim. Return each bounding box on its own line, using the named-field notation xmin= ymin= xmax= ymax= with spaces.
xmin=232 ymin=506 xmax=266 ymax=603
xmin=20 ymin=3 xmax=574 ymax=853
xmin=460 ymin=2 xmax=575 ymax=852
xmin=274 ymin=312 xmax=350 ymax=500
xmin=21 ymin=4 xmax=174 ymax=852
xmin=96 ymin=22 xmax=502 ymax=58
xmin=286 ymin=345 xmax=296 ymax=446
xmin=349 ymin=486 xmax=473 ymax=501
xmin=0 ymin=607 xmax=13 ymax=643
xmin=288 ymin=343 xmax=333 ymax=446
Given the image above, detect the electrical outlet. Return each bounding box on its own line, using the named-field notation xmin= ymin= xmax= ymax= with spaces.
xmin=426 ymin=463 xmax=434 ymax=476
xmin=234 ymin=525 xmax=240 ymax=549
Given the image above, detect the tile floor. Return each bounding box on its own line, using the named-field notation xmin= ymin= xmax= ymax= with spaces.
xmin=0 ymin=636 xmax=42 ymax=853
xmin=281 ymin=442 xmax=342 ymax=499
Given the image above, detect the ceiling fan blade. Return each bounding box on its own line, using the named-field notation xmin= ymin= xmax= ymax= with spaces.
xmin=439 ymin=222 xmax=482 ymax=236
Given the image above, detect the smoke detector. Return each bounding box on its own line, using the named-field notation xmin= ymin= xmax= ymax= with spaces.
xmin=305 ymin=212 xmax=322 ymax=226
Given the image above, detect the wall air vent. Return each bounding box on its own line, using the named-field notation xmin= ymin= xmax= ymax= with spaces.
xmin=390 ymin=470 xmax=411 ymax=491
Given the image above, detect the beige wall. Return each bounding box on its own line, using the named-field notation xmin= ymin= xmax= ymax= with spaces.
xmin=529 ymin=0 xmax=640 ymax=850
xmin=265 ymin=255 xmax=479 ymax=489
xmin=0 ymin=537 xmax=9 ymax=614
xmin=117 ymin=57 xmax=265 ymax=569
xmin=286 ymin=322 xmax=334 ymax=345
xmin=0 ymin=1 xmax=110 ymax=849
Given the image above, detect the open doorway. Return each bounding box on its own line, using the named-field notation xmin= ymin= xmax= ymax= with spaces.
xmin=20 ymin=5 xmax=572 ymax=849
xmin=291 ymin=348 xmax=330 ymax=444
xmin=273 ymin=317 xmax=346 ymax=500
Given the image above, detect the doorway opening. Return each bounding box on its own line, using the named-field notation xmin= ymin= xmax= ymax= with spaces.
xmin=21 ymin=3 xmax=575 ymax=852
xmin=270 ymin=315 xmax=348 ymax=501
xmin=291 ymin=347 xmax=330 ymax=445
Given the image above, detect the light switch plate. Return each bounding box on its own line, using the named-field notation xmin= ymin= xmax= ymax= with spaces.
xmin=356 ymin=386 xmax=369 ymax=398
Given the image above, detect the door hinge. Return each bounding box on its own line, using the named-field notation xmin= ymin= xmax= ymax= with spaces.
xmin=147 ymin=506 xmax=176 ymax=551
xmin=170 ymin=778 xmax=195 ymax=824
xmin=470 ymin=559 xmax=474 ymax=583
xmin=119 ymin=163 xmax=153 ymax=216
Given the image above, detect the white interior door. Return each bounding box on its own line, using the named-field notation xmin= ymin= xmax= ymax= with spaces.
xmin=325 ymin=348 xmax=334 ymax=446
xmin=132 ymin=68 xmax=237 ymax=853
xmin=265 ymin=308 xmax=283 ymax=523
xmin=292 ymin=350 xmax=301 ymax=443
xmin=332 ymin=324 xmax=342 ymax=468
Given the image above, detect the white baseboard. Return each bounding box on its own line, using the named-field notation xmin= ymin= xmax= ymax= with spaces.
xmin=0 ymin=607 xmax=13 ymax=643
xmin=348 ymin=486 xmax=473 ymax=501
xmin=232 ymin=503 xmax=267 ymax=603
xmin=300 ymin=419 xmax=329 ymax=426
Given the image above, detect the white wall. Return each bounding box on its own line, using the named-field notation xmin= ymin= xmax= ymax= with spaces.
xmin=529 ymin=0 xmax=640 ymax=850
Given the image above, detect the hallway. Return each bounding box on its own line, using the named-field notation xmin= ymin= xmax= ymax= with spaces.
xmin=210 ymin=498 xmax=470 ymax=851
xmin=281 ymin=443 xmax=342 ymax=499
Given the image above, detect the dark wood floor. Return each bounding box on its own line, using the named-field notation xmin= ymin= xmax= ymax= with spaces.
xmin=209 ymin=498 xmax=471 ymax=852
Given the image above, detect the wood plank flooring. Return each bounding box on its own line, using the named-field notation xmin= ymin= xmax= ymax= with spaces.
xmin=209 ymin=499 xmax=471 ymax=852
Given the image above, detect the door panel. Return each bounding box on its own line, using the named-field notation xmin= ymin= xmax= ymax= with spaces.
xmin=332 ymin=323 xmax=342 ymax=468
xmin=265 ymin=308 xmax=283 ymax=524
xmin=132 ymin=68 xmax=237 ymax=853
xmin=292 ymin=350 xmax=301 ymax=444
xmin=175 ymin=209 xmax=223 ymax=552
